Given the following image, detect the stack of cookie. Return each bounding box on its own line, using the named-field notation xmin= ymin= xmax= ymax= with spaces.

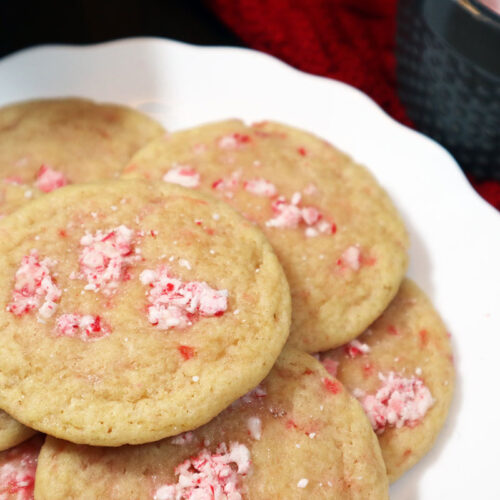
xmin=0 ymin=99 xmax=454 ymax=499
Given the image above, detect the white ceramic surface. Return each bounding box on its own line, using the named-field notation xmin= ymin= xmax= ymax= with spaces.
xmin=1 ymin=38 xmax=499 ymax=499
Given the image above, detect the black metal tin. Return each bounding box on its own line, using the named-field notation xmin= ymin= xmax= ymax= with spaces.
xmin=396 ymin=0 xmax=500 ymax=179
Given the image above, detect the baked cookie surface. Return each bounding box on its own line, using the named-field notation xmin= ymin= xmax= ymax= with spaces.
xmin=0 ymin=180 xmax=290 ymax=446
xmin=0 ymin=98 xmax=164 ymax=216
xmin=320 ymin=279 xmax=454 ymax=482
xmin=0 ymin=410 xmax=36 ymax=452
xmin=35 ymin=348 xmax=388 ymax=500
xmin=124 ymin=120 xmax=408 ymax=351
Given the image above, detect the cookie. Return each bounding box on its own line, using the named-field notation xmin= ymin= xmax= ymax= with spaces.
xmin=0 ymin=434 xmax=44 ymax=499
xmin=123 ymin=120 xmax=408 ymax=351
xmin=320 ymin=279 xmax=454 ymax=482
xmin=0 ymin=411 xmax=36 ymax=452
xmin=0 ymin=98 xmax=164 ymax=216
xmin=35 ymin=348 xmax=388 ymax=499
xmin=0 ymin=179 xmax=291 ymax=446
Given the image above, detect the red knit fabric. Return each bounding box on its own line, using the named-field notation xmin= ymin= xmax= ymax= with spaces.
xmin=210 ymin=0 xmax=500 ymax=210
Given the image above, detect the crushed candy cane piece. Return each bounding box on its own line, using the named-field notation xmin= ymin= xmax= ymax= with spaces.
xmin=217 ymin=133 xmax=252 ymax=149
xmin=171 ymin=432 xmax=196 ymax=446
xmin=55 ymin=314 xmax=110 ymax=341
xmin=321 ymin=358 xmax=339 ymax=378
xmin=140 ymin=266 xmax=228 ymax=330
xmin=341 ymin=246 xmax=361 ymax=271
xmin=239 ymin=385 xmax=267 ymax=404
xmin=211 ymin=170 xmax=242 ymax=195
xmin=0 ymin=436 xmax=42 ymax=500
xmin=35 ymin=165 xmax=68 ymax=193
xmin=358 ymin=372 xmax=434 ymax=433
xmin=3 ymin=176 xmax=24 ymax=185
xmin=303 ymin=183 xmax=318 ymax=196
xmin=297 ymin=478 xmax=309 ymax=488
xmin=78 ymin=225 xmax=137 ymax=295
xmin=7 ymin=250 xmax=61 ymax=319
xmin=244 ymin=178 xmax=277 ymax=197
xmin=154 ymin=442 xmax=250 ymax=500
xmin=247 ymin=417 xmax=262 ymax=440
xmin=345 ymin=340 xmax=371 ymax=358
xmin=162 ymin=165 xmax=200 ymax=188
xmin=266 ymin=195 xmax=335 ymax=237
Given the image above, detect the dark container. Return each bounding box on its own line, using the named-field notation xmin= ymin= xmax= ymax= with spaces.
xmin=396 ymin=0 xmax=500 ymax=180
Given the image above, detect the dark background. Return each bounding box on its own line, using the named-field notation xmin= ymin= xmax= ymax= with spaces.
xmin=0 ymin=0 xmax=241 ymax=58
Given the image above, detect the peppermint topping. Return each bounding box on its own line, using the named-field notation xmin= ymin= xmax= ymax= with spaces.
xmin=239 ymin=385 xmax=267 ymax=404
xmin=297 ymin=478 xmax=309 ymax=488
xmin=140 ymin=266 xmax=228 ymax=330
xmin=321 ymin=358 xmax=339 ymax=377
xmin=171 ymin=431 xmax=196 ymax=446
xmin=243 ymin=178 xmax=277 ymax=197
xmin=345 ymin=340 xmax=371 ymax=358
xmin=211 ymin=171 xmax=242 ymax=198
xmin=0 ymin=438 xmax=41 ymax=500
xmin=154 ymin=442 xmax=250 ymax=500
xmin=163 ymin=166 xmax=200 ymax=188
xmin=358 ymin=372 xmax=434 ymax=434
xmin=266 ymin=194 xmax=335 ymax=237
xmin=78 ymin=225 xmax=136 ymax=294
xmin=35 ymin=165 xmax=68 ymax=193
xmin=217 ymin=133 xmax=252 ymax=149
xmin=303 ymin=183 xmax=318 ymax=196
xmin=3 ymin=176 xmax=24 ymax=185
xmin=231 ymin=384 xmax=267 ymax=410
xmin=7 ymin=250 xmax=61 ymax=319
xmin=247 ymin=417 xmax=262 ymax=440
xmin=55 ymin=314 xmax=110 ymax=341
xmin=340 ymin=245 xmax=361 ymax=271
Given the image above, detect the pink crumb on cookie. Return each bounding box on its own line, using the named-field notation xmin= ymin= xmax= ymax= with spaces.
xmin=340 ymin=245 xmax=361 ymax=271
xmin=344 ymin=340 xmax=371 ymax=358
xmin=243 ymin=178 xmax=277 ymax=197
xmin=3 ymin=176 xmax=24 ymax=186
xmin=7 ymin=250 xmax=61 ymax=319
xmin=154 ymin=442 xmax=250 ymax=500
xmin=322 ymin=377 xmax=342 ymax=395
xmin=247 ymin=417 xmax=262 ymax=440
xmin=162 ymin=165 xmax=200 ymax=188
xmin=358 ymin=372 xmax=434 ymax=434
xmin=0 ymin=436 xmax=43 ymax=500
xmin=217 ymin=133 xmax=252 ymax=149
xmin=321 ymin=358 xmax=339 ymax=377
xmin=211 ymin=170 xmax=242 ymax=198
xmin=171 ymin=431 xmax=196 ymax=446
xmin=266 ymin=193 xmax=335 ymax=237
xmin=35 ymin=165 xmax=68 ymax=193
xmin=55 ymin=314 xmax=110 ymax=341
xmin=77 ymin=225 xmax=137 ymax=295
xmin=140 ymin=266 xmax=228 ymax=330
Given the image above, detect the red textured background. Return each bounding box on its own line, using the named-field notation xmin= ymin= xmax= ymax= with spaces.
xmin=210 ymin=0 xmax=500 ymax=211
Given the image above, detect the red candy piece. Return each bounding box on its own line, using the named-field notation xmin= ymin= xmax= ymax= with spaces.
xmin=35 ymin=165 xmax=68 ymax=193
xmin=178 ymin=345 xmax=195 ymax=360
xmin=344 ymin=340 xmax=371 ymax=359
xmin=217 ymin=133 xmax=252 ymax=149
xmin=162 ymin=165 xmax=200 ymax=188
xmin=322 ymin=377 xmax=341 ymax=395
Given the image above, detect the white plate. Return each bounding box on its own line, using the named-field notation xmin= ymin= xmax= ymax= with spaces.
xmin=1 ymin=38 xmax=499 ymax=499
